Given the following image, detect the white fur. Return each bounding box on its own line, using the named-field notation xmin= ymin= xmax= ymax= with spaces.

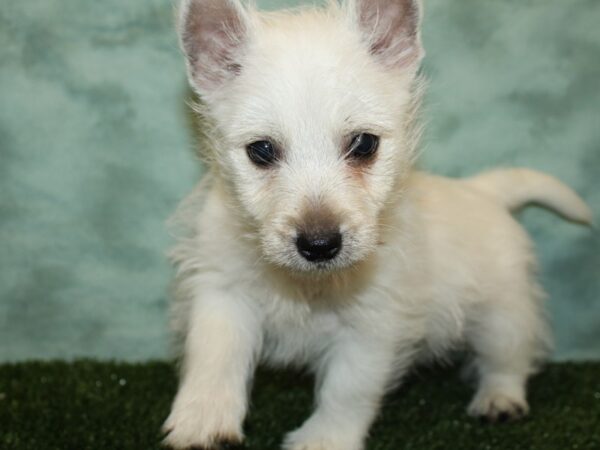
xmin=163 ymin=1 xmax=592 ymax=449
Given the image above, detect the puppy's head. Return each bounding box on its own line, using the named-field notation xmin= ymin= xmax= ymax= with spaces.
xmin=179 ymin=0 xmax=424 ymax=273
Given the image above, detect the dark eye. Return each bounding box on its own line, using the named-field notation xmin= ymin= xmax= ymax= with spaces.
xmin=347 ymin=133 xmax=379 ymax=160
xmin=246 ymin=140 xmax=278 ymax=167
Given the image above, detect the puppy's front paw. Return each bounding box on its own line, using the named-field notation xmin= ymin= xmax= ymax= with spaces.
xmin=468 ymin=390 xmax=529 ymax=423
xmin=162 ymin=391 xmax=245 ymax=449
xmin=163 ymin=434 xmax=244 ymax=450
xmin=283 ymin=422 xmax=363 ymax=450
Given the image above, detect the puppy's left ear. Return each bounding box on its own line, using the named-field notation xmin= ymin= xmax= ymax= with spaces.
xmin=351 ymin=0 xmax=424 ymax=71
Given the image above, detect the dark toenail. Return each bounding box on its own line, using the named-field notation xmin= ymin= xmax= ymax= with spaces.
xmin=220 ymin=439 xmax=246 ymax=450
xmin=498 ymin=412 xmax=510 ymax=423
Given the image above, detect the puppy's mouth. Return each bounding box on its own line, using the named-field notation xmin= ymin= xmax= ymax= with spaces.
xmin=285 ymin=257 xmax=352 ymax=277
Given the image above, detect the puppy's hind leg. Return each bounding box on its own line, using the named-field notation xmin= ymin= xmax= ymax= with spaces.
xmin=465 ymin=281 xmax=550 ymax=423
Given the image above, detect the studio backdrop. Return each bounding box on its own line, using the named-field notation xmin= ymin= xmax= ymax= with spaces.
xmin=0 ymin=0 xmax=598 ymax=361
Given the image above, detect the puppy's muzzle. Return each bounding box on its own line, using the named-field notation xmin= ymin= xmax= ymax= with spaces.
xmin=296 ymin=230 xmax=342 ymax=262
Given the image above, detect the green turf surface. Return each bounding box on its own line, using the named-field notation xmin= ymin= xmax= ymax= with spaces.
xmin=1 ymin=361 xmax=599 ymax=450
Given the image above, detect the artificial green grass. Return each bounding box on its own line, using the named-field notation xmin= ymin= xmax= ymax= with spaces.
xmin=1 ymin=361 xmax=599 ymax=450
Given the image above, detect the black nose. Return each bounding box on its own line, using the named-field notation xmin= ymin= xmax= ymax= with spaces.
xmin=296 ymin=231 xmax=342 ymax=262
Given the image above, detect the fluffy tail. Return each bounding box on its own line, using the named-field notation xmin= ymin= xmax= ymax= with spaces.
xmin=465 ymin=168 xmax=593 ymax=225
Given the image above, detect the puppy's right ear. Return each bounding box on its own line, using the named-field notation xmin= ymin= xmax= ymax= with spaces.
xmin=178 ymin=0 xmax=250 ymax=95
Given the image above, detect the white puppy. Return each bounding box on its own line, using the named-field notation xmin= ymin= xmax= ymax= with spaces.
xmin=162 ymin=0 xmax=593 ymax=449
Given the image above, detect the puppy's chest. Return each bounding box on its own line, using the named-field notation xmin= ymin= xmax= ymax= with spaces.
xmin=259 ymin=297 xmax=341 ymax=367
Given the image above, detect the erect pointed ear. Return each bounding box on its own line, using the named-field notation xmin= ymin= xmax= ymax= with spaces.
xmin=178 ymin=0 xmax=250 ymax=95
xmin=352 ymin=0 xmax=423 ymax=71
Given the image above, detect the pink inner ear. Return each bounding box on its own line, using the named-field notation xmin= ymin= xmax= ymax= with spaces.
xmin=358 ymin=0 xmax=422 ymax=69
xmin=181 ymin=0 xmax=247 ymax=92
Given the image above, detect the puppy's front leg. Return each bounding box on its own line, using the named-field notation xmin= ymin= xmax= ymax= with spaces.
xmin=284 ymin=330 xmax=405 ymax=450
xmin=163 ymin=289 xmax=261 ymax=449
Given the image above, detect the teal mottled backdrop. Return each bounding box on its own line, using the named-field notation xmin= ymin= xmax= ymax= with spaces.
xmin=0 ymin=0 xmax=598 ymax=361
